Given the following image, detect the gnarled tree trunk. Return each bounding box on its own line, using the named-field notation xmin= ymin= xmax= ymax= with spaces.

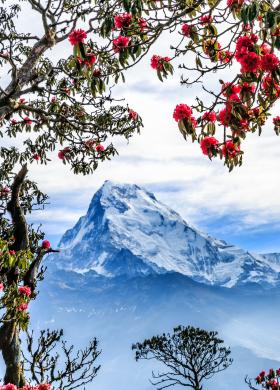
xmin=0 ymin=321 xmax=26 ymax=386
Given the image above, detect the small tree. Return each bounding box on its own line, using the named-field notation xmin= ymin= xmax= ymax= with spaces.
xmin=132 ymin=325 xmax=232 ymax=390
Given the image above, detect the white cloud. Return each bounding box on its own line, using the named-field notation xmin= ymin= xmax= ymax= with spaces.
xmin=3 ymin=6 xmax=280 ymax=250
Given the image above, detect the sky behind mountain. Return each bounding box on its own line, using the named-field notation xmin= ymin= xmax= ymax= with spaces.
xmin=14 ymin=3 xmax=280 ymax=253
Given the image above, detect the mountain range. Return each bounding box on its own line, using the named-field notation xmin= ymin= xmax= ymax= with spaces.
xmin=31 ymin=181 xmax=280 ymax=390
xmin=53 ymin=180 xmax=280 ymax=288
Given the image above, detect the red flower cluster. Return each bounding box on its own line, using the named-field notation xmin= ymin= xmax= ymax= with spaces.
xmin=235 ymin=34 xmax=279 ymax=73
xmin=0 ymin=384 xmax=50 ymax=390
xmin=262 ymin=75 xmax=280 ymax=99
xmin=218 ymin=50 xmax=232 ymax=64
xmin=200 ymin=137 xmax=219 ymax=156
xmin=273 ymin=116 xmax=280 ymax=125
xmin=181 ymin=24 xmax=192 ymax=37
xmin=42 ymin=240 xmax=51 ymax=249
xmin=18 ymin=286 xmax=31 ymax=297
xmin=138 ymin=17 xmax=147 ymax=32
xmin=150 ymin=55 xmax=171 ymax=71
xmin=113 ymin=36 xmax=130 ymax=52
xmin=255 ymin=368 xmax=280 ymax=389
xmin=23 ymin=117 xmax=32 ymax=125
xmin=68 ymin=29 xmax=87 ymax=46
xmin=33 ymin=154 xmax=40 ymax=161
xmin=0 ymin=283 xmax=4 ymax=292
xmin=0 ymin=186 xmax=10 ymax=197
xmin=227 ymin=0 xmax=244 ymax=7
xmin=58 ymin=147 xmax=71 ymax=160
xmin=84 ymin=53 xmax=97 ymax=67
xmin=218 ymin=106 xmax=232 ymax=127
xmin=202 ymin=111 xmax=216 ymax=122
xmin=222 ymin=140 xmax=240 ymax=158
xmin=17 ymin=303 xmax=28 ymax=311
xmin=114 ymin=13 xmax=132 ymax=29
xmin=173 ymin=104 xmax=192 ymax=122
xmin=199 ymin=15 xmax=213 ymax=24
xmin=96 ymin=144 xmax=105 ymax=152
xmin=240 ymin=51 xmax=260 ymax=73
xmin=128 ymin=109 xmax=138 ymax=121
xmin=221 ymin=82 xmax=241 ymax=97
xmin=261 ymin=53 xmax=279 ymax=72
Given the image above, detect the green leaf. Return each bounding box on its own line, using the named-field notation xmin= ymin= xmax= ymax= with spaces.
xmin=78 ymin=42 xmax=86 ymax=59
xmin=123 ymin=0 xmax=131 ymax=12
xmin=248 ymin=2 xmax=258 ymax=22
xmin=240 ymin=6 xmax=249 ymax=24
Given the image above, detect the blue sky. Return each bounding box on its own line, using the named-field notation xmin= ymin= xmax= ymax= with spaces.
xmin=11 ymin=8 xmax=280 ymax=255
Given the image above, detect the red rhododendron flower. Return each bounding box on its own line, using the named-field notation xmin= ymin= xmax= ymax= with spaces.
xmin=18 ymin=286 xmax=31 ymax=297
xmin=128 ymin=109 xmax=138 ymax=120
xmin=199 ymin=15 xmax=213 ymax=24
xmin=228 ymin=93 xmax=241 ymax=103
xmin=38 ymin=385 xmax=51 ymax=390
xmin=222 ymin=82 xmax=241 ymax=97
xmin=138 ymin=17 xmax=147 ymax=31
xmin=96 ymin=144 xmax=105 ymax=152
xmin=273 ymin=116 xmax=280 ymax=125
xmin=262 ymin=75 xmax=280 ymax=98
xmin=0 ymin=283 xmax=4 ymax=291
xmin=272 ymin=27 xmax=280 ymax=37
xmin=1 ymin=186 xmax=10 ymax=195
xmin=202 ymin=111 xmax=216 ymax=122
xmin=227 ymin=0 xmax=244 ymax=7
xmin=222 ymin=140 xmax=240 ymax=158
xmin=68 ymin=29 xmax=87 ymax=45
xmin=23 ymin=117 xmax=32 ymax=125
xmin=240 ymin=82 xmax=256 ymax=94
xmin=173 ymin=104 xmax=193 ymax=122
xmin=218 ymin=50 xmax=232 ymax=64
xmin=84 ymin=53 xmax=97 ymax=67
xmin=113 ymin=36 xmax=130 ymax=52
xmin=58 ymin=150 xmax=65 ymax=160
xmin=240 ymin=52 xmax=261 ymax=73
xmin=33 ymin=154 xmax=40 ymax=161
xmin=93 ymin=68 xmax=101 ymax=77
xmin=11 ymin=119 xmax=17 ymax=125
xmin=260 ymin=43 xmax=271 ymax=55
xmin=200 ymin=137 xmax=219 ymax=156
xmin=42 ymin=240 xmax=51 ymax=249
xmin=3 ymin=384 xmax=17 ymax=390
xmin=9 ymin=250 xmax=16 ymax=255
xmin=114 ymin=13 xmax=132 ymax=29
xmin=18 ymin=303 xmax=28 ymax=311
xmin=181 ymin=24 xmax=192 ymax=37
xmin=218 ymin=107 xmax=232 ymax=126
xmin=260 ymin=53 xmax=280 ymax=72
xmin=18 ymin=98 xmax=26 ymax=105
xmin=235 ymin=34 xmax=258 ymax=61
xmin=150 ymin=55 xmax=171 ymax=71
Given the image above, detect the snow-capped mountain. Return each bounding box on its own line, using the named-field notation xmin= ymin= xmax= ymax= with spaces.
xmin=53 ymin=180 xmax=280 ymax=288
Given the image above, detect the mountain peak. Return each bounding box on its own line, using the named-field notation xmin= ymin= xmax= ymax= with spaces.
xmin=54 ymin=181 xmax=280 ymax=288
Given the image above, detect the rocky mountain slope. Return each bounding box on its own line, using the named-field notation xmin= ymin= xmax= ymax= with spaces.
xmin=52 ymin=181 xmax=280 ymax=288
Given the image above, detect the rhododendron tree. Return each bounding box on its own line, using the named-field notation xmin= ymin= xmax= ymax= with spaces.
xmin=1 ymin=0 xmax=280 ymax=388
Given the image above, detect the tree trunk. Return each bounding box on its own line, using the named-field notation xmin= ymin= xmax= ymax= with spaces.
xmin=0 ymin=321 xmax=26 ymax=386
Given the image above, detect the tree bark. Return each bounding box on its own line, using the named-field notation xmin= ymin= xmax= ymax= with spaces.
xmin=0 ymin=321 xmax=26 ymax=386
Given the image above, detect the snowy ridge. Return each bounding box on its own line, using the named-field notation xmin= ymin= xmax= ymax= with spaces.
xmin=53 ymin=181 xmax=280 ymax=288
